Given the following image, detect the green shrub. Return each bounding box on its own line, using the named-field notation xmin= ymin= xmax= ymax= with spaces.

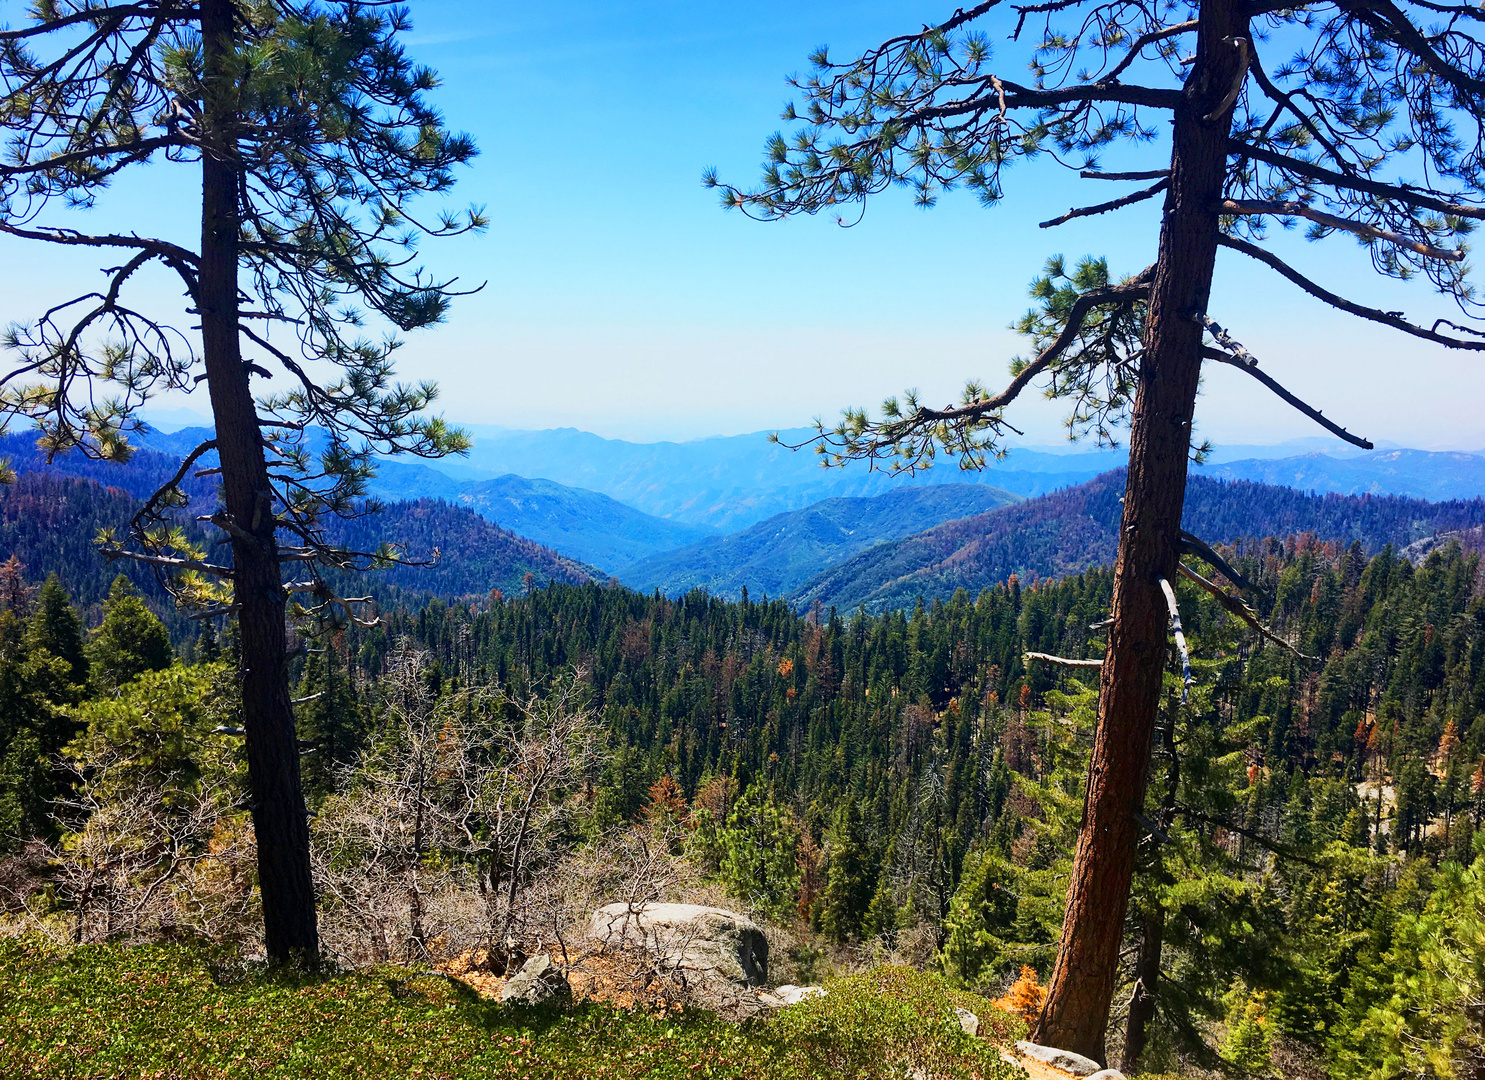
xmin=761 ymin=966 xmax=1024 ymax=1080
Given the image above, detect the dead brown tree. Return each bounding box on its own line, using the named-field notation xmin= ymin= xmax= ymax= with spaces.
xmin=713 ymin=0 xmax=1485 ymax=1061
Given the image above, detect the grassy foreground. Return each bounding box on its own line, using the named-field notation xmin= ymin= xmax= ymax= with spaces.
xmin=0 ymin=938 xmax=1027 ymax=1080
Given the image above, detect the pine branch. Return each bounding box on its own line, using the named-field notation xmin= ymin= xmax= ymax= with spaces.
xmin=1217 ymin=235 xmax=1485 ymax=350
xmin=1040 ymin=179 xmax=1169 ymax=228
xmin=1177 ymin=531 xmax=1257 ymax=593
xmin=1177 ymin=563 xmax=1318 ymax=661
xmin=1025 ymin=652 xmax=1105 ymax=667
xmin=1158 ymin=576 xmax=1191 ymax=702
xmin=1219 ymin=199 xmax=1464 ymax=261
xmin=1232 ymin=141 xmax=1485 ymax=220
xmin=132 ymin=440 xmax=216 ymax=532
xmin=1196 ymin=314 xmax=1373 ymax=449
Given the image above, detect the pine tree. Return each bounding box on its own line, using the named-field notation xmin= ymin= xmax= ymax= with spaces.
xmin=719 ymin=783 xmax=801 ymax=920
xmin=1 ymin=1 xmax=481 ymax=961
xmin=819 ymin=799 xmax=874 ymax=943
xmin=1222 ymin=989 xmax=1275 ymax=1075
xmin=295 ymin=632 xmax=363 ymax=798
xmin=24 ymin=574 xmax=86 ymax=686
xmin=940 ymin=847 xmax=1018 ymax=988
xmin=87 ymin=576 xmax=172 ymax=690
xmin=715 ymin=0 xmax=1485 ymax=1054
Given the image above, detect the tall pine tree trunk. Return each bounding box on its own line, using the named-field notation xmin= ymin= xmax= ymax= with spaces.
xmin=200 ymin=0 xmax=318 ymax=962
xmin=1032 ymin=0 xmax=1246 ymax=1059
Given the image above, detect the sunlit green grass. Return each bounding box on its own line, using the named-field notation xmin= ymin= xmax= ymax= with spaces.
xmin=0 ymin=939 xmax=1026 ymax=1080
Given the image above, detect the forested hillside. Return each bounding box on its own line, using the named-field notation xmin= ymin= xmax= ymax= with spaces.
xmin=0 ymin=472 xmax=598 ymax=629
xmin=454 ymin=475 xmax=714 ymax=569
xmin=1202 ymin=449 xmax=1485 ymax=502
xmin=798 ymin=471 xmax=1485 ymax=612
xmin=364 ymin=536 xmax=1484 ymax=1074
xmin=4 ymin=466 xmax=1484 ymax=1073
xmin=616 ymin=483 xmax=1020 ymax=599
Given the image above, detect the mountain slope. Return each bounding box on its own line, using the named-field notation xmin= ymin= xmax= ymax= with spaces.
xmin=0 ymin=431 xmax=218 ymax=505
xmin=0 ymin=469 xmax=599 ymax=626
xmin=323 ymin=498 xmax=600 ymax=600
xmin=795 ymin=471 xmax=1485 ymax=613
xmin=616 ymin=483 xmax=1020 ymax=600
xmin=417 ymin=427 xmax=1485 ymax=530
xmin=444 ymin=426 xmax=1116 ymax=529
xmin=453 ymin=475 xmax=712 ymax=570
xmin=1201 ymin=449 xmax=1485 ymax=502
xmin=130 ymin=426 xmax=707 ymax=569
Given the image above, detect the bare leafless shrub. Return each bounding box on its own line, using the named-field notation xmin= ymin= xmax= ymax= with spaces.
xmin=312 ymin=642 xmax=608 ymax=971
xmin=35 ymin=741 xmax=256 ymax=947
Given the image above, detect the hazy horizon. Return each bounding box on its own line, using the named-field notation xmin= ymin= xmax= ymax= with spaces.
xmin=134 ymin=405 xmax=1481 ymax=457
xmin=5 ymin=1 xmax=1484 ymax=449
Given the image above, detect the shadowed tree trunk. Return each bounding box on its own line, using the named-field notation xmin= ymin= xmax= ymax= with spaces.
xmin=1031 ymin=0 xmax=1248 ymax=1060
xmin=1121 ymin=900 xmax=1166 ymax=1071
xmin=199 ymin=0 xmax=317 ymax=962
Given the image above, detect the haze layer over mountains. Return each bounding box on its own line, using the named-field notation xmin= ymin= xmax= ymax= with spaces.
xmin=18 ymin=419 xmax=1485 ymax=614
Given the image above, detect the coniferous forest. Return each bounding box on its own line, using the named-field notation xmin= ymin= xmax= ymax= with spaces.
xmin=9 ymin=0 xmax=1485 ymax=1078
xmin=4 ymin=506 xmax=1484 ymax=1076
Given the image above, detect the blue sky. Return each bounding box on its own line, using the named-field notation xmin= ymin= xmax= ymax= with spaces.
xmin=3 ymin=0 xmax=1483 ymax=450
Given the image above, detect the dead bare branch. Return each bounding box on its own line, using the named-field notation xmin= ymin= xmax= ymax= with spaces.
xmin=1177 ymin=563 xmax=1318 ymax=661
xmin=1219 ymin=198 xmax=1465 ymax=261
xmin=1158 ymin=576 xmax=1191 ymax=701
xmin=1040 ymin=178 xmax=1169 ymax=228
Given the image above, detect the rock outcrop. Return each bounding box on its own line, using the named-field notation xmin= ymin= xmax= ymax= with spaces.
xmin=954 ymin=1006 xmax=980 ymax=1037
xmin=588 ymin=902 xmax=769 ymax=987
xmin=1014 ymin=1040 xmax=1103 ymax=1077
xmin=757 ymin=984 xmax=827 ymax=1007
xmin=501 ymin=953 xmax=571 ymax=1006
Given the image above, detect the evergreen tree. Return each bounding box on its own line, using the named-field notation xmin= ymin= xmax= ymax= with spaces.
xmin=719 ymin=783 xmax=801 ymax=920
xmin=24 ymin=574 xmax=86 ymax=686
xmin=87 ymin=576 xmax=172 ymax=691
xmin=1339 ymin=836 xmax=1485 ymax=1079
xmin=715 ymin=0 xmax=1485 ymax=1056
xmin=940 ymin=847 xmax=1019 ymax=989
xmin=1 ymin=1 xmax=481 ymax=961
xmin=295 ymin=633 xmax=364 ymax=798
xmin=1222 ymin=989 xmax=1276 ymax=1075
xmin=818 ymin=799 xmax=874 ymax=943
xmin=0 ymin=574 xmax=88 ymax=850
xmin=0 ymin=729 xmax=47 ymax=855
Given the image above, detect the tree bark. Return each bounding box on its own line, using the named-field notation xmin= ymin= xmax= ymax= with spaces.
xmin=1120 ymin=901 xmax=1165 ymax=1071
xmin=200 ymin=0 xmax=318 ymax=962
xmin=1032 ymin=0 xmax=1247 ymax=1061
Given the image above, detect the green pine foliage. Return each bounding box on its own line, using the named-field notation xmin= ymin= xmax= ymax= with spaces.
xmin=294 ymin=631 xmax=367 ymax=798
xmin=1336 ymin=835 xmax=1485 ymax=1079
xmin=718 ymin=783 xmax=802 ymax=921
xmin=25 ymin=574 xmax=87 ymax=687
xmin=817 ymin=799 xmax=875 ymax=943
xmin=940 ymin=846 xmax=1019 ymax=988
xmin=86 ymin=575 xmax=173 ymax=691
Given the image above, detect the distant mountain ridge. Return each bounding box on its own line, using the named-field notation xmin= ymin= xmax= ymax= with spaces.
xmin=453 ymin=475 xmax=712 ymax=569
xmin=1199 ymin=449 xmax=1485 ymax=502
xmin=615 ymin=483 xmax=1021 ymax=600
xmin=126 ymin=426 xmax=711 ymax=568
xmin=433 ymin=425 xmax=1120 ymax=528
xmin=400 ymin=425 xmax=1485 ymax=529
xmin=127 ymin=422 xmax=1485 ymax=535
xmin=794 ymin=471 xmax=1485 ymax=613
